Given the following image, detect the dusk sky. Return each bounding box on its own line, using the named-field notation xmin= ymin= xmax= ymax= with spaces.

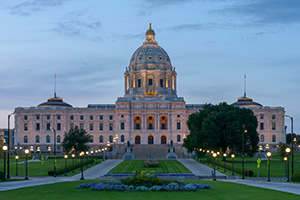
xmin=0 ymin=0 xmax=299 ymax=134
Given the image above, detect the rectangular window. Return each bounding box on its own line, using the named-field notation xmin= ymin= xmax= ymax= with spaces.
xmin=109 ymin=123 xmax=113 ymax=131
xmin=70 ymin=123 xmax=74 ymax=129
xmin=120 ymin=122 xmax=125 ymax=130
xmin=80 ymin=115 xmax=84 ymax=120
xmin=47 ymin=115 xmax=50 ymax=120
xmin=138 ymin=79 xmax=141 ymax=87
xmin=136 ymin=123 xmax=140 ymax=130
xmin=109 ymin=115 xmax=113 ymax=120
xmin=161 ymin=123 xmax=166 ymax=130
xmin=47 ymin=123 xmax=51 ymax=130
xmin=57 ymin=115 xmax=61 ymax=120
xmin=36 ymin=115 xmax=40 ymax=120
xmin=160 ymin=79 xmax=163 ymax=87
xmin=272 ymin=115 xmax=276 ymax=120
xmin=36 ymin=123 xmax=40 ymax=131
xmin=90 ymin=123 xmax=94 ymax=131
xmin=90 ymin=115 xmax=93 ymax=120
xmin=149 ymin=79 xmax=153 ymax=86
xmin=99 ymin=115 xmax=103 ymax=120
xmin=149 ymin=124 xmax=153 ymax=130
xmin=24 ymin=115 xmax=28 ymax=120
xmin=272 ymin=123 xmax=276 ymax=130
xmin=80 ymin=123 xmax=84 ymax=130
xmin=99 ymin=123 xmax=103 ymax=131
xmin=260 ymin=122 xmax=264 ymax=130
xmin=57 ymin=123 xmax=61 ymax=131
xmin=260 ymin=114 xmax=264 ymax=119
xmin=70 ymin=115 xmax=74 ymax=120
xmin=177 ymin=122 xmax=181 ymax=130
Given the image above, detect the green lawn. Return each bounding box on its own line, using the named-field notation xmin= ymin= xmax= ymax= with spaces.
xmin=108 ymin=160 xmax=192 ymax=174
xmin=0 ymin=180 xmax=299 ymax=200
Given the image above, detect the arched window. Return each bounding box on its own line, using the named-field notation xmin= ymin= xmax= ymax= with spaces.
xmin=148 ymin=135 xmax=154 ymax=144
xmin=177 ymin=135 xmax=181 ymax=142
xmin=134 ymin=116 xmax=141 ymax=130
xmin=57 ymin=135 xmax=61 ymax=143
xmin=24 ymin=136 xmax=28 ymax=143
xmin=135 ymin=135 xmax=141 ymax=144
xmin=147 ymin=115 xmax=155 ymax=130
xmin=160 ymin=116 xmax=168 ymax=130
xmin=121 ymin=135 xmax=125 ymax=142
xmin=46 ymin=135 xmax=50 ymax=143
xmin=36 ymin=135 xmax=40 ymax=143
xmin=260 ymin=135 xmax=264 ymax=143
xmin=99 ymin=135 xmax=103 ymax=143
xmin=161 ymin=135 xmax=167 ymax=144
xmin=272 ymin=135 xmax=276 ymax=142
xmin=109 ymin=135 xmax=113 ymax=143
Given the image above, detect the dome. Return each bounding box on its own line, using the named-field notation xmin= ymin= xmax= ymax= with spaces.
xmin=232 ymin=96 xmax=263 ymax=108
xmin=38 ymin=95 xmax=72 ymax=108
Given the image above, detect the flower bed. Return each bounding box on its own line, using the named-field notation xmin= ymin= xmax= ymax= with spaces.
xmin=143 ymin=160 xmax=159 ymax=168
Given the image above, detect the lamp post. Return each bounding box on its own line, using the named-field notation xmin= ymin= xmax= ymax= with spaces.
xmin=266 ymin=152 xmax=272 ymax=182
xmin=242 ymin=129 xmax=247 ymax=180
xmin=7 ymin=112 xmax=14 ymax=179
xmin=231 ymin=154 xmax=235 ymax=175
xmin=95 ymin=150 xmax=98 ymax=164
xmin=80 ymin=152 xmax=84 ymax=180
xmin=72 ymin=153 xmax=75 ymax=173
xmin=64 ymin=154 xmax=68 ymax=176
xmin=217 ymin=152 xmax=220 ymax=169
xmin=2 ymin=145 xmax=8 ymax=180
xmin=223 ymin=153 xmax=227 ymax=172
xmin=286 ymin=115 xmax=294 ymax=174
xmin=285 ymin=147 xmax=291 ymax=182
xmin=15 ymin=155 xmax=19 ymax=176
xmin=91 ymin=150 xmax=94 ymax=165
xmin=212 ymin=152 xmax=217 ymax=181
xmin=51 ymin=127 xmax=57 ymax=177
xmin=284 ymin=157 xmax=287 ymax=177
xmin=206 ymin=150 xmax=210 ymax=165
xmin=104 ymin=148 xmax=107 ymax=160
xmin=24 ymin=149 xmax=29 ymax=180
xmin=86 ymin=151 xmax=89 ymax=168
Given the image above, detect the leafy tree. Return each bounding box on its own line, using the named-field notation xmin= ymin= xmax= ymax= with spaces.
xmin=184 ymin=102 xmax=259 ymax=156
xmin=286 ymin=133 xmax=300 ymax=144
xmin=0 ymin=136 xmax=4 ymax=158
xmin=61 ymin=126 xmax=92 ymax=154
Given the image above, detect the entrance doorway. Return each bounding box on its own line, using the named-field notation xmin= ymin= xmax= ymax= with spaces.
xmin=161 ymin=135 xmax=167 ymax=144
xmin=135 ymin=135 xmax=141 ymax=144
xmin=148 ymin=135 xmax=154 ymax=144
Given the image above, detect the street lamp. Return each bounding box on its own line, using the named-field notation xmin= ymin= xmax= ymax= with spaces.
xmin=2 ymin=145 xmax=8 ymax=180
xmin=286 ymin=115 xmax=294 ymax=174
xmin=284 ymin=157 xmax=288 ymax=177
xmin=217 ymin=152 xmax=220 ymax=169
xmin=212 ymin=152 xmax=217 ymax=181
xmin=24 ymin=149 xmax=29 ymax=180
xmin=72 ymin=153 xmax=75 ymax=173
xmin=231 ymin=154 xmax=235 ymax=175
xmin=48 ymin=146 xmax=51 ymax=154
xmin=64 ymin=154 xmax=68 ymax=176
xmin=79 ymin=152 xmax=84 ymax=180
xmin=206 ymin=150 xmax=210 ymax=165
xmin=91 ymin=150 xmax=94 ymax=165
xmin=242 ymin=129 xmax=247 ymax=180
xmin=223 ymin=153 xmax=227 ymax=172
xmin=86 ymin=151 xmax=89 ymax=168
xmin=104 ymin=148 xmax=107 ymax=160
xmin=285 ymin=147 xmax=291 ymax=182
xmin=266 ymin=152 xmax=272 ymax=182
xmin=51 ymin=127 xmax=57 ymax=177
xmin=15 ymin=155 xmax=19 ymax=176
xmin=7 ymin=112 xmax=14 ymax=179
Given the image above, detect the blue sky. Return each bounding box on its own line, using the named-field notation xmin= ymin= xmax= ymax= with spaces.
xmin=0 ymin=0 xmax=299 ymax=134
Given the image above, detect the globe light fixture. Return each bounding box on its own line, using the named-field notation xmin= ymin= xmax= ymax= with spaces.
xmin=266 ymin=152 xmax=272 ymax=182
xmin=24 ymin=149 xmax=30 ymax=180
xmin=231 ymin=154 xmax=235 ymax=175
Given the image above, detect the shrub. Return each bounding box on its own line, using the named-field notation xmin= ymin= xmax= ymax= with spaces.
xmin=291 ymin=173 xmax=300 ymax=182
xmin=0 ymin=171 xmax=4 ymax=180
xmin=143 ymin=160 xmax=159 ymax=168
xmin=121 ymin=170 xmax=161 ymax=187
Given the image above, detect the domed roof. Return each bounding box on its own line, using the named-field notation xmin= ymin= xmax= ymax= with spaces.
xmin=232 ymin=96 xmax=263 ymax=108
xmin=128 ymin=24 xmax=172 ymax=71
xmin=38 ymin=95 xmax=72 ymax=108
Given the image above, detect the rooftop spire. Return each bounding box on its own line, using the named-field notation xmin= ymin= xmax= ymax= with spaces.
xmin=54 ymin=73 xmax=57 ymax=98
xmin=146 ymin=23 xmax=155 ymax=42
xmin=244 ymin=73 xmax=247 ymax=98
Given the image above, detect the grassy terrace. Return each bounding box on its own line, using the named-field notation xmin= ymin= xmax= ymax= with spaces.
xmin=108 ymin=160 xmax=192 ymax=174
xmin=1 ymin=180 xmax=299 ymax=200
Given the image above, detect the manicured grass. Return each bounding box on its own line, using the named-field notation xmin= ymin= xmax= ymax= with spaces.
xmin=108 ymin=160 xmax=192 ymax=174
xmin=0 ymin=180 xmax=299 ymax=200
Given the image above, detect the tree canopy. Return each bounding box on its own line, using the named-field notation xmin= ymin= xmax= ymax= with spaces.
xmin=61 ymin=126 xmax=92 ymax=154
xmin=184 ymin=102 xmax=259 ymax=156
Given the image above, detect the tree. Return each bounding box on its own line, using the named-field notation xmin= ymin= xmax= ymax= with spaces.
xmin=0 ymin=136 xmax=4 ymax=158
xmin=184 ymin=102 xmax=259 ymax=156
xmin=61 ymin=126 xmax=92 ymax=154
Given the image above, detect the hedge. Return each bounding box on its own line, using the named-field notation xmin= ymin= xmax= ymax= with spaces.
xmin=291 ymin=173 xmax=300 ymax=182
xmin=203 ymin=157 xmax=254 ymax=177
xmin=0 ymin=171 xmax=4 ymax=180
xmin=48 ymin=158 xmax=95 ymax=176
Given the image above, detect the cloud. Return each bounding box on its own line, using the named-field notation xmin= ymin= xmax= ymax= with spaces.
xmin=10 ymin=0 xmax=71 ymax=16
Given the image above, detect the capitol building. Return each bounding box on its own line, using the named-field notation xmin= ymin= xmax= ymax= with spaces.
xmin=14 ymin=24 xmax=285 ymax=157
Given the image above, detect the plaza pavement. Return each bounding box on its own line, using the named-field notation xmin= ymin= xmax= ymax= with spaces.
xmin=0 ymin=158 xmax=299 ymax=196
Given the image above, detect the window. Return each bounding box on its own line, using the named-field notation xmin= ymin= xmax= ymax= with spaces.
xmin=80 ymin=123 xmax=84 ymax=130
xmin=138 ymin=79 xmax=141 ymax=87
xmin=149 ymin=124 xmax=153 ymax=130
xmin=70 ymin=115 xmax=74 ymax=120
xmin=260 ymin=114 xmax=264 ymax=119
xmin=24 ymin=115 xmax=28 ymax=120
xmin=120 ymin=122 xmax=125 ymax=130
xmin=109 ymin=123 xmax=113 ymax=131
xmin=136 ymin=124 xmax=140 ymax=130
xmin=57 ymin=115 xmax=61 ymax=120
xmin=80 ymin=115 xmax=84 ymax=120
xmin=177 ymin=115 xmax=180 ymax=118
xmin=161 ymin=123 xmax=166 ymax=130
xmin=57 ymin=135 xmax=61 ymax=143
xmin=99 ymin=115 xmax=103 ymax=120
xmin=260 ymin=135 xmax=265 ymax=142
xmin=272 ymin=135 xmax=276 ymax=142
xmin=135 ymin=116 xmax=141 ymax=130
xmin=36 ymin=123 xmax=40 ymax=131
xmin=99 ymin=135 xmax=103 ymax=143
xmin=121 ymin=115 xmax=124 ymax=118
xmin=160 ymin=116 xmax=167 ymax=130
xmin=90 ymin=115 xmax=93 ymax=120
xmin=177 ymin=122 xmax=181 ymax=130
xmin=121 ymin=135 xmax=125 ymax=142
xmin=160 ymin=79 xmax=163 ymax=87
xmin=147 ymin=116 xmax=154 ymax=130
xmin=90 ymin=123 xmax=94 ymax=131
xmin=24 ymin=136 xmax=28 ymax=143
xmin=57 ymin=123 xmax=61 ymax=131
xmin=47 ymin=115 xmax=50 ymax=120
xmin=161 ymin=135 xmax=167 ymax=144
xmin=99 ymin=123 xmax=103 ymax=131
xmin=272 ymin=115 xmax=276 ymax=120
xmin=70 ymin=123 xmax=74 ymax=130
xmin=109 ymin=135 xmax=113 ymax=143
xmin=36 ymin=135 xmax=40 ymax=143
xmin=260 ymin=122 xmax=264 ymax=130
xmin=109 ymin=115 xmax=113 ymax=120
xmin=177 ymin=135 xmax=181 ymax=142
xmin=36 ymin=115 xmax=40 ymax=120
xmin=272 ymin=123 xmax=276 ymax=130
xmin=90 ymin=136 xmax=94 ymax=143
xmin=24 ymin=123 xmax=28 ymax=131
xmin=46 ymin=135 xmax=50 ymax=143
xmin=47 ymin=123 xmax=51 ymax=130
xmin=149 ymin=79 xmax=153 ymax=86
